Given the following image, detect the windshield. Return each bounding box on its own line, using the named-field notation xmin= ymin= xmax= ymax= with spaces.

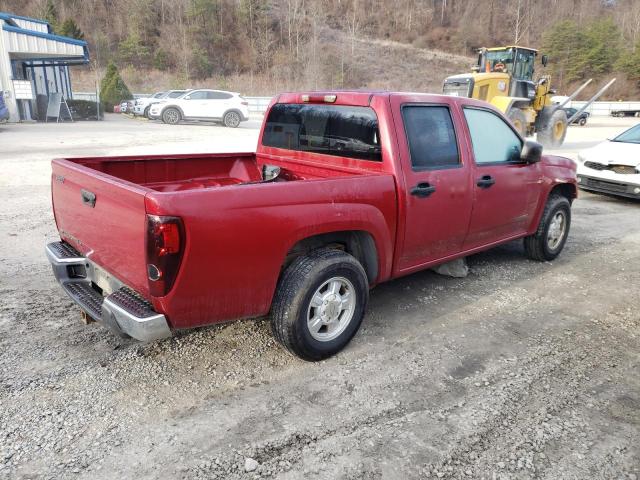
xmin=483 ymin=49 xmax=514 ymax=74
xmin=613 ymin=124 xmax=640 ymax=144
xmin=168 ymin=91 xmax=187 ymax=98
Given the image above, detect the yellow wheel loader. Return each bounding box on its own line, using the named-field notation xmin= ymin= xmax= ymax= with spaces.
xmin=443 ymin=46 xmax=568 ymax=147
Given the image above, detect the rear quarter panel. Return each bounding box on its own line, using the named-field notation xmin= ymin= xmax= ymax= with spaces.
xmin=145 ymin=174 xmax=397 ymax=329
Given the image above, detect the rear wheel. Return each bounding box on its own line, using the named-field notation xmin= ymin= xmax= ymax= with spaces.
xmin=507 ymin=108 xmax=527 ymax=137
xmin=537 ymin=109 xmax=568 ymax=148
xmin=162 ymin=107 xmax=181 ymax=125
xmin=524 ymin=194 xmax=571 ymax=261
xmin=271 ymin=248 xmax=369 ymax=361
xmin=578 ymin=117 xmax=587 ymax=126
xmin=223 ymin=111 xmax=241 ymax=128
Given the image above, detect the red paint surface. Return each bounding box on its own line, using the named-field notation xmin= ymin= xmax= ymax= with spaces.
xmin=51 ymin=92 xmax=577 ymax=330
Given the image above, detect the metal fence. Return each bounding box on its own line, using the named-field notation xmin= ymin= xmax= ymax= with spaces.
xmin=73 ymin=93 xmax=273 ymax=114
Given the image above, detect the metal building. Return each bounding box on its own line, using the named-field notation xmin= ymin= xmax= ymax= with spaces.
xmin=0 ymin=12 xmax=89 ymax=122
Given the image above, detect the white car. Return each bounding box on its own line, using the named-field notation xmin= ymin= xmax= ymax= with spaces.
xmin=136 ymin=90 xmax=189 ymax=118
xmin=577 ymin=123 xmax=640 ymax=199
xmin=132 ymin=91 xmax=165 ymax=117
xmin=148 ymin=89 xmax=250 ymax=128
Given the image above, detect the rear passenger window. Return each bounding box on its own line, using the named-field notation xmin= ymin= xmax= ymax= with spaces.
xmin=402 ymin=106 xmax=460 ymax=170
xmin=208 ymin=92 xmax=233 ymax=100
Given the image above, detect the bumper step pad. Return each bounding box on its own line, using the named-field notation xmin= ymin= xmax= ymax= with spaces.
xmin=46 ymin=241 xmax=172 ymax=342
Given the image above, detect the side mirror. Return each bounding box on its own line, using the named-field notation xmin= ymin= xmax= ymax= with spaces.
xmin=521 ymin=140 xmax=543 ymax=163
xmin=471 ymin=65 xmax=480 ymax=73
xmin=184 ymin=95 xmax=191 ymax=100
xmin=541 ymin=55 xmax=548 ymax=67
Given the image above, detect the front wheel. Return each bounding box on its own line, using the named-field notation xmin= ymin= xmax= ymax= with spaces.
xmin=162 ymin=107 xmax=181 ymax=125
xmin=507 ymin=108 xmax=527 ymax=137
xmin=578 ymin=117 xmax=587 ymax=126
xmin=524 ymin=194 xmax=571 ymax=261
xmin=271 ymin=248 xmax=369 ymax=361
xmin=537 ymin=109 xmax=568 ymax=148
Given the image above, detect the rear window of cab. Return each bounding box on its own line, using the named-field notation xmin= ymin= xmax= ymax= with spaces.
xmin=262 ymin=103 xmax=382 ymax=161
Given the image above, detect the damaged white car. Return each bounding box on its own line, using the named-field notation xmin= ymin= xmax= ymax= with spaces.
xmin=576 ymin=123 xmax=640 ymax=200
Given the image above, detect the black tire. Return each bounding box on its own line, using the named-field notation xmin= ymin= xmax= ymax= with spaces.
xmin=223 ymin=111 xmax=241 ymax=128
xmin=524 ymin=194 xmax=571 ymax=262
xmin=143 ymin=106 xmax=150 ymax=118
xmin=507 ymin=108 xmax=527 ymax=137
xmin=537 ymin=109 xmax=568 ymax=147
xmin=162 ymin=107 xmax=181 ymax=125
xmin=578 ymin=117 xmax=587 ymax=126
xmin=271 ymin=248 xmax=369 ymax=361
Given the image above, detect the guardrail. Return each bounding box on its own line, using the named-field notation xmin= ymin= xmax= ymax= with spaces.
xmin=73 ymin=93 xmax=273 ymax=114
xmin=570 ymin=101 xmax=640 ymax=116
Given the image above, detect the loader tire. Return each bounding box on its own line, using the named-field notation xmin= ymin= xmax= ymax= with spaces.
xmin=537 ymin=109 xmax=568 ymax=148
xmin=507 ymin=108 xmax=527 ymax=137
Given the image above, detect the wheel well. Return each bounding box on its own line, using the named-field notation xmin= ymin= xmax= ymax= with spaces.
xmin=550 ymin=183 xmax=577 ymax=203
xmin=223 ymin=108 xmax=243 ymax=119
xmin=284 ymin=231 xmax=379 ymax=284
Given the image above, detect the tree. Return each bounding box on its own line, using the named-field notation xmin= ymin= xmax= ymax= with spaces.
xmin=118 ymin=33 xmax=152 ymax=66
xmin=617 ymin=41 xmax=640 ymax=86
xmin=100 ymin=62 xmax=132 ymax=110
xmin=58 ymin=19 xmax=85 ymax=40
xmin=40 ymin=0 xmax=59 ymax=33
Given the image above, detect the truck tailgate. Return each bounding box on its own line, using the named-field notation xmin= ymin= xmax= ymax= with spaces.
xmin=51 ymin=158 xmax=150 ymax=297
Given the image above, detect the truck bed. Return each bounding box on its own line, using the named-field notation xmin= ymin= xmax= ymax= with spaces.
xmin=51 ymin=152 xmax=389 ymax=304
xmin=63 ymin=152 xmax=364 ymax=193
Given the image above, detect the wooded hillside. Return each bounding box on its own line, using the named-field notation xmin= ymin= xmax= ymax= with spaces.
xmin=3 ymin=0 xmax=640 ymax=98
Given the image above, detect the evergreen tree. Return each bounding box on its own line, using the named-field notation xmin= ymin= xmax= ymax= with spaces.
xmin=58 ymin=19 xmax=85 ymax=40
xmin=99 ymin=63 xmax=132 ymax=110
xmin=118 ymin=33 xmax=151 ymax=66
xmin=616 ymin=41 xmax=640 ymax=86
xmin=41 ymin=0 xmax=59 ymax=33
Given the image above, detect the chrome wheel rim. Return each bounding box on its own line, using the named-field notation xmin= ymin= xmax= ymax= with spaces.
xmin=164 ymin=110 xmax=179 ymax=123
xmin=547 ymin=211 xmax=566 ymax=250
xmin=226 ymin=112 xmax=240 ymax=127
xmin=306 ymin=277 xmax=356 ymax=342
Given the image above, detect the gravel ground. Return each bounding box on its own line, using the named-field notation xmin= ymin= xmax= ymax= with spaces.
xmin=1 ymin=115 xmax=639 ymax=480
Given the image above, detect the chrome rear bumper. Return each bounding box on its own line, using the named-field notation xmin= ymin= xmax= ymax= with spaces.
xmin=45 ymin=241 xmax=172 ymax=342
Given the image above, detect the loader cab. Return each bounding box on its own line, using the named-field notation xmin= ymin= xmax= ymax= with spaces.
xmin=478 ymin=46 xmax=538 ymax=100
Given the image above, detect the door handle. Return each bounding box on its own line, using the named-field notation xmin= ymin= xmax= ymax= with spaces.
xmin=476 ymin=175 xmax=495 ymax=189
xmin=410 ymin=182 xmax=436 ymax=198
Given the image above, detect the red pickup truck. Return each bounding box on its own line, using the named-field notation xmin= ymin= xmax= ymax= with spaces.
xmin=47 ymin=91 xmax=577 ymax=360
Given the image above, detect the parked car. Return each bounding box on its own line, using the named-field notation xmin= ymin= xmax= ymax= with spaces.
xmin=0 ymin=91 xmax=9 ymax=122
xmin=144 ymin=90 xmax=190 ymax=119
xmin=147 ymin=89 xmax=249 ymax=127
xmin=46 ymin=91 xmax=577 ymax=360
xmin=577 ymin=123 xmax=640 ymax=199
xmin=132 ymin=92 xmax=165 ymax=117
xmin=119 ymin=100 xmax=134 ymax=114
xmin=563 ymin=107 xmax=590 ymax=126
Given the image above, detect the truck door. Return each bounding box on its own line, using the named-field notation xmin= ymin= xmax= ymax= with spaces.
xmin=461 ymin=106 xmax=542 ymax=250
xmin=390 ymin=96 xmax=474 ymax=273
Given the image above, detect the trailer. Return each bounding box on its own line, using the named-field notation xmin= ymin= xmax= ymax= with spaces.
xmin=610 ymin=109 xmax=640 ymax=118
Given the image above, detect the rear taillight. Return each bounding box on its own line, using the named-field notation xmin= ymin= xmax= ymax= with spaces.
xmin=146 ymin=215 xmax=185 ymax=297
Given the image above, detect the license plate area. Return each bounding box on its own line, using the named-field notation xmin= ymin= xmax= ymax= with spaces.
xmin=86 ymin=261 xmax=123 ymax=295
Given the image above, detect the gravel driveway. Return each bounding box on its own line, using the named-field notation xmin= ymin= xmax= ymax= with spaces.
xmin=1 ymin=115 xmax=638 ymax=479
